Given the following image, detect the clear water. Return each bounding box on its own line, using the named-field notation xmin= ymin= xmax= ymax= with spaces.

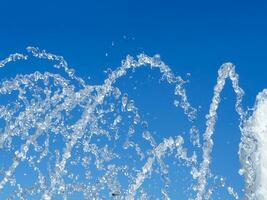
xmin=0 ymin=47 xmax=266 ymax=200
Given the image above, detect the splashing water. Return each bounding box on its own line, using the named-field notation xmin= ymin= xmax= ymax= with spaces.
xmin=239 ymin=90 xmax=267 ymax=200
xmin=0 ymin=47 xmax=266 ymax=200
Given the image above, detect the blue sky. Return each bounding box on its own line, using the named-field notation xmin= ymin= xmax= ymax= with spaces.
xmin=1 ymin=0 xmax=267 ymax=107
xmin=0 ymin=0 xmax=267 ymax=199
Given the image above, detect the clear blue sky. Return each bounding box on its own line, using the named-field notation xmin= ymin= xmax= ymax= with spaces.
xmin=0 ymin=0 xmax=267 ymax=199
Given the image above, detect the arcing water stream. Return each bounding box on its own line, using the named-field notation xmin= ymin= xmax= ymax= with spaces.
xmin=0 ymin=47 xmax=266 ymax=199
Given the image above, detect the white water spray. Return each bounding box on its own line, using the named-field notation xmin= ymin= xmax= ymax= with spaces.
xmin=0 ymin=47 xmax=266 ymax=199
xmin=239 ymin=90 xmax=267 ymax=200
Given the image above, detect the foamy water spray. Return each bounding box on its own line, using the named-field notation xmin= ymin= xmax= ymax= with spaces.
xmin=239 ymin=90 xmax=267 ymax=200
xmin=0 ymin=47 xmax=266 ymax=199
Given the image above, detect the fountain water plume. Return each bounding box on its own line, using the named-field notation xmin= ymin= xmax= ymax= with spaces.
xmin=239 ymin=89 xmax=267 ymax=200
xmin=0 ymin=47 xmax=196 ymax=199
xmin=195 ymin=63 xmax=246 ymax=200
xmin=0 ymin=47 xmax=266 ymax=200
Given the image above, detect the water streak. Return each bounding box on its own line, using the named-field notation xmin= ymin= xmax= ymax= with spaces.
xmin=0 ymin=47 xmax=266 ymax=200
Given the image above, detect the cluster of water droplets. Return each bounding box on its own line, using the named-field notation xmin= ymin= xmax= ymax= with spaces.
xmin=0 ymin=47 xmax=266 ymax=200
